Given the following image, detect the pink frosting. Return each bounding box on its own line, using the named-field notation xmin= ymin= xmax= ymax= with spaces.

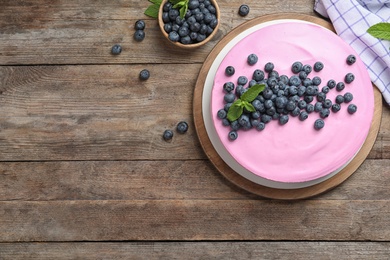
xmin=211 ymin=21 xmax=374 ymax=183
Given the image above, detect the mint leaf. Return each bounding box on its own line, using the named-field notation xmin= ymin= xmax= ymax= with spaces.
xmin=149 ymin=0 xmax=162 ymax=4
xmin=367 ymin=22 xmax=390 ymax=41
xmin=144 ymin=4 xmax=160 ymax=18
xmin=227 ymin=101 xmax=244 ymax=122
xmin=242 ymin=101 xmax=255 ymax=112
xmin=179 ymin=3 xmax=188 ymax=18
xmin=241 ymin=84 xmax=265 ymax=102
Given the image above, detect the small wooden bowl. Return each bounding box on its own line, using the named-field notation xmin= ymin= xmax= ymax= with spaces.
xmin=158 ymin=0 xmax=220 ymax=49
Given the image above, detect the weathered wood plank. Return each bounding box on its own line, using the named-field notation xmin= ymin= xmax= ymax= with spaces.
xmin=0 ymin=65 xmax=388 ymax=161
xmin=0 ymin=200 xmax=389 ymax=242
xmin=1 ymin=242 xmax=390 ymax=260
xmin=0 ymin=159 xmax=389 ymax=201
xmin=0 ymin=0 xmax=316 ymax=65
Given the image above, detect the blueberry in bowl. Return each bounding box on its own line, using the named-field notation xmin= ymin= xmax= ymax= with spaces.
xmin=158 ymin=0 xmax=220 ymax=49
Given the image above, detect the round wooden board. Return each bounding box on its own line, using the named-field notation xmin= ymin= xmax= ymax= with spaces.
xmin=193 ymin=13 xmax=383 ymax=200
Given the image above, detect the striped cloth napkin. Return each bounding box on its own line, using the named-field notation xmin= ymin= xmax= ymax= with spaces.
xmin=314 ymin=0 xmax=390 ymax=105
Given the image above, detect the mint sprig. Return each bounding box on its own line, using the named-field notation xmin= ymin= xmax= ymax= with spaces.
xmin=170 ymin=0 xmax=189 ymax=19
xmin=227 ymin=84 xmax=265 ymax=122
xmin=144 ymin=0 xmax=162 ymax=18
xmin=144 ymin=0 xmax=188 ymax=19
xmin=367 ymin=22 xmax=390 ymax=50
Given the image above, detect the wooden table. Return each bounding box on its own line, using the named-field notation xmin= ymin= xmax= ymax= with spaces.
xmin=1 ymin=0 xmax=389 ymax=259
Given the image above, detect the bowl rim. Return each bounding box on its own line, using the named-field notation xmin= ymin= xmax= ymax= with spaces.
xmin=158 ymin=0 xmax=221 ymax=49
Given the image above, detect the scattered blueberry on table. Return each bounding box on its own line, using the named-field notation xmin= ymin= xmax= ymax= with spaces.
xmin=134 ymin=20 xmax=146 ymax=30
xmin=134 ymin=30 xmax=146 ymax=41
xmin=139 ymin=69 xmax=150 ymax=80
xmin=176 ymin=121 xmax=189 ymax=134
xmin=111 ymin=44 xmax=122 ymax=55
xmin=238 ymin=4 xmax=250 ymax=16
xmin=163 ymin=129 xmax=174 ymax=141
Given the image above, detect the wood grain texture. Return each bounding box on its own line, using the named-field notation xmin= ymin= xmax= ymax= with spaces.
xmin=0 ymin=159 xmax=389 ymax=201
xmin=1 ymin=242 xmax=390 ymax=260
xmin=0 ymin=0 xmax=316 ymax=65
xmin=1 ymin=200 xmax=390 ymax=242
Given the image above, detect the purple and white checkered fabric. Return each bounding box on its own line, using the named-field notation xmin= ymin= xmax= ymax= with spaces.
xmin=314 ymin=0 xmax=390 ymax=105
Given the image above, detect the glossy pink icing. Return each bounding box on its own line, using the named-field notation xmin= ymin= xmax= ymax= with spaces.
xmin=211 ymin=21 xmax=374 ymax=183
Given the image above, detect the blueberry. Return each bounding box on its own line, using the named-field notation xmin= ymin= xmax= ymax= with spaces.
xmin=188 ymin=0 xmax=200 ymax=9
xmin=299 ymin=111 xmax=309 ymax=121
xmin=298 ymin=100 xmax=307 ymax=109
xmin=302 ymin=78 xmax=313 ymax=87
xmin=317 ymin=92 xmax=326 ymax=102
xmin=199 ymin=24 xmax=208 ymax=34
xmin=139 ymin=69 xmax=150 ymax=80
xmin=228 ymin=130 xmax=238 ymax=141
xmin=230 ymin=120 xmax=240 ymax=131
xmin=222 ymin=118 xmax=230 ymax=126
xmin=291 ymin=61 xmax=303 ymax=74
xmin=204 ymin=12 xmax=213 ymax=24
xmin=163 ymin=129 xmax=174 ymax=141
xmin=314 ymin=61 xmax=324 ymax=72
xmin=336 ymin=82 xmax=345 ymax=91
xmin=252 ymin=99 xmax=264 ymax=111
xmin=164 ymin=23 xmax=172 ymax=33
xmin=322 ymin=99 xmax=332 ymax=109
xmin=312 ymin=76 xmax=322 ymax=86
xmin=134 ymin=30 xmax=145 ymax=41
xmin=268 ymin=70 xmax=279 ymax=79
xmin=345 ymin=73 xmax=355 ymax=84
xmin=247 ymin=53 xmax=258 ymax=65
xmin=344 ymin=92 xmax=353 ymax=103
xmin=196 ymin=34 xmax=206 ymax=42
xmin=303 ymin=64 xmax=312 ymax=74
xmin=237 ymin=76 xmax=248 ymax=86
xmin=168 ymin=9 xmax=180 ymax=21
xmin=279 ymin=75 xmax=289 ymax=85
xmin=134 ymin=20 xmax=146 ymax=30
xmin=304 ymin=95 xmax=314 ymax=104
xmin=163 ymin=2 xmax=172 ymax=11
xmin=346 ymin=54 xmax=356 ymax=65
xmin=335 ymin=95 xmax=345 ymax=104
xmin=279 ymin=114 xmax=289 ymax=125
xmin=320 ymin=108 xmax=330 ymax=118
xmin=347 ymin=104 xmax=357 ymax=114
xmin=266 ymin=107 xmax=276 ymax=116
xmin=251 ymin=111 xmax=261 ymax=119
xmin=262 ymin=88 xmax=273 ymax=99
xmin=275 ymin=96 xmax=288 ymax=108
xmin=190 ymin=31 xmax=198 ymax=40
xmin=256 ymin=122 xmax=266 ymax=131
xmin=180 ymin=34 xmax=192 ymax=44
xmin=267 ymin=77 xmax=278 ymax=88
xmin=224 ymin=93 xmax=236 ymax=103
xmin=264 ymin=62 xmax=274 ymax=73
xmin=190 ymin=22 xmax=201 ymax=32
xmin=217 ymin=109 xmax=227 ymax=119
xmin=111 ymin=44 xmax=122 ymax=55
xmin=299 ymin=71 xmax=308 ymax=80
xmin=178 ymin=26 xmax=190 ymax=37
xmin=264 ymin=99 xmax=273 ymax=109
xmin=331 ymin=103 xmax=341 ymax=113
xmin=238 ymin=4 xmax=250 ymax=16
xmin=289 ymin=86 xmax=298 ymax=96
xmin=248 ymin=80 xmax=257 ymax=87
xmin=195 ymin=12 xmax=204 ymax=22
xmin=172 ymin=24 xmax=180 ymax=32
xmin=187 ymin=16 xmax=197 ymax=25
xmin=252 ymin=69 xmax=265 ymax=81
xmin=314 ymin=102 xmax=323 ymax=112
xmin=306 ymin=104 xmax=315 ymax=113
xmin=321 ymin=86 xmax=330 ymax=94
xmin=327 ymin=79 xmax=336 ymax=89
xmin=209 ymin=18 xmax=218 ymax=29
xmin=225 ymin=66 xmax=235 ymax=76
xmin=314 ymin=119 xmax=325 ymax=130
xmin=286 ymin=100 xmax=296 ymax=111
xmin=208 ymin=4 xmax=216 ymax=14
xmin=289 ymin=75 xmax=301 ymax=86
xmin=223 ymin=82 xmax=235 ymax=93
xmin=162 ymin=12 xmax=170 ymax=23
xmin=238 ymin=114 xmax=250 ymax=127
xmin=261 ymin=114 xmax=272 ymax=124
xmin=168 ymin=31 xmax=180 ymax=42
xmin=235 ymin=85 xmax=246 ymax=97
xmin=251 ymin=118 xmax=261 ymax=126
xmin=305 ymin=86 xmax=316 ymax=96
xmin=177 ymin=121 xmax=189 ymax=134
